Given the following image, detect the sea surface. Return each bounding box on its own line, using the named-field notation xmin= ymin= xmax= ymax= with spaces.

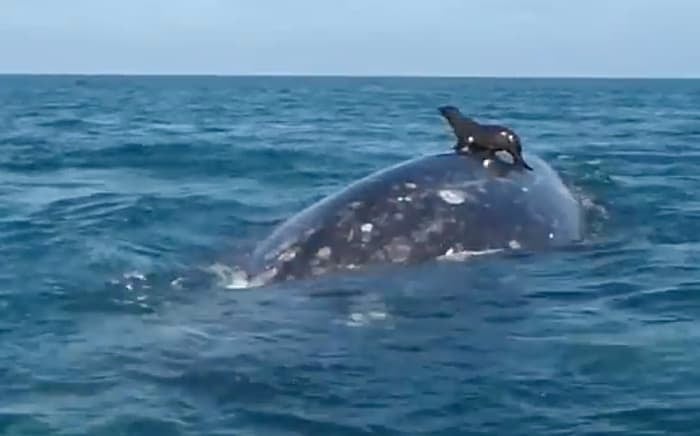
xmin=1 ymin=75 xmax=700 ymax=435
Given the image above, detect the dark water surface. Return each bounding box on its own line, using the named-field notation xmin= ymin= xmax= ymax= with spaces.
xmin=2 ymin=75 xmax=700 ymax=435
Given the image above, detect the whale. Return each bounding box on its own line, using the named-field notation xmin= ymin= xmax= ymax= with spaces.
xmin=238 ymin=150 xmax=584 ymax=287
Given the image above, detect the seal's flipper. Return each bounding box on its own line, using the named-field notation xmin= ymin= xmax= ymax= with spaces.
xmin=508 ymin=150 xmax=534 ymax=171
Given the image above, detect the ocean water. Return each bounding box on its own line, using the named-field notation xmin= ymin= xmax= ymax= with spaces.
xmin=1 ymin=75 xmax=700 ymax=435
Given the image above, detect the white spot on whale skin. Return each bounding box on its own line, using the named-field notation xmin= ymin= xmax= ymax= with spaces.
xmin=370 ymin=250 xmax=387 ymax=262
xmin=388 ymin=246 xmax=411 ymax=262
xmin=278 ymin=249 xmax=297 ymax=262
xmin=483 ymin=159 xmax=494 ymax=169
xmin=438 ymin=189 xmax=466 ymax=205
xmin=548 ymin=232 xmax=555 ymax=240
xmin=425 ymin=220 xmax=444 ymax=235
xmin=404 ymin=182 xmax=417 ymax=190
xmin=361 ymin=223 xmax=374 ymax=243
xmin=317 ymin=246 xmax=332 ymax=260
xmin=508 ymin=240 xmax=521 ymax=250
xmin=521 ymin=187 xmax=529 ymax=193
xmin=386 ymin=237 xmax=412 ymax=262
xmin=346 ymin=228 xmax=355 ymax=242
xmin=311 ymin=266 xmax=327 ymax=276
xmin=410 ymin=229 xmax=429 ymax=243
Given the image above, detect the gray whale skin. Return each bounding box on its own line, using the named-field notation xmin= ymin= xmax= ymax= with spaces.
xmin=244 ymin=152 xmax=583 ymax=286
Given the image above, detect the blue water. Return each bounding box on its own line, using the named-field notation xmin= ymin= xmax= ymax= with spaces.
xmin=1 ymin=75 xmax=700 ymax=435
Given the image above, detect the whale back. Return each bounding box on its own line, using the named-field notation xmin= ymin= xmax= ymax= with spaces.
xmin=247 ymin=152 xmax=583 ymax=284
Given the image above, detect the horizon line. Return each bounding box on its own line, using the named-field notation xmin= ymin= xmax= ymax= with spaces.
xmin=0 ymin=72 xmax=699 ymax=80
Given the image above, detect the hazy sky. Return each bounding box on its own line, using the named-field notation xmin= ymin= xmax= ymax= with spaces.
xmin=0 ymin=0 xmax=697 ymax=77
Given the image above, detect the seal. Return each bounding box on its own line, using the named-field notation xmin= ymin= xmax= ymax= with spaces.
xmin=242 ymin=150 xmax=582 ymax=286
xmin=438 ymin=105 xmax=533 ymax=171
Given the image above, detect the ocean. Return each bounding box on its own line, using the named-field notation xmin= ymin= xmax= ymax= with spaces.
xmin=1 ymin=75 xmax=700 ymax=435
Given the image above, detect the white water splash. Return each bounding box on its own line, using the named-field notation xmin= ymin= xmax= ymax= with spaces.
xmin=206 ymin=263 xmax=255 ymax=289
xmin=437 ymin=247 xmax=504 ymax=262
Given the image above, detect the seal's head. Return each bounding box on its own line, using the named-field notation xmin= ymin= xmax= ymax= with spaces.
xmin=437 ymin=105 xmax=467 ymax=133
xmin=438 ymin=105 xmax=461 ymax=119
xmin=437 ymin=105 xmax=480 ymax=152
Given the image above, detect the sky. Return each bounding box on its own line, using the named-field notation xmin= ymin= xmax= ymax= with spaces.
xmin=0 ymin=0 xmax=698 ymax=78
